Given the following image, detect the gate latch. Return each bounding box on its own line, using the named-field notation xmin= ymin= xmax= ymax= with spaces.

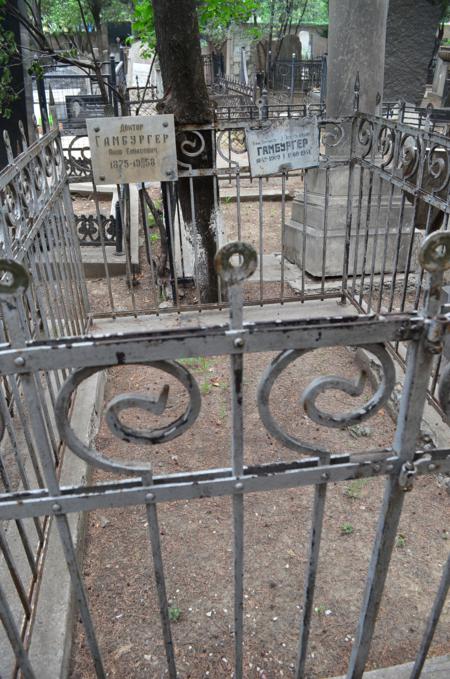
xmin=398 ymin=455 xmax=432 ymax=491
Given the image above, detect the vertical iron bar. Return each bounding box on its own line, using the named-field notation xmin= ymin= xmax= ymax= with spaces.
xmin=351 ymin=166 xmax=365 ymax=299
xmin=188 ymin=177 xmax=202 ymax=304
xmin=161 ymin=182 xmax=178 ymax=306
xmin=117 ymin=184 xmax=137 ymax=316
xmin=236 ymin=168 xmax=242 ymax=241
xmin=259 ymin=177 xmax=264 ymax=304
xmin=341 ymin=117 xmax=357 ymax=303
xmin=410 ymin=553 xmax=450 ymax=679
xmin=346 ymin=267 xmax=444 ymax=679
xmin=142 ymin=472 xmax=177 ymax=678
xmin=0 ymin=580 xmax=35 ymax=679
xmin=0 ymin=528 xmax=32 ymax=615
xmin=139 ymin=185 xmax=159 ymax=311
xmin=228 ymin=279 xmax=245 ymax=679
xmin=165 ymin=182 xmax=181 ymax=309
xmin=367 ymin=174 xmax=384 ymax=312
xmin=0 ymin=295 xmax=106 ymax=679
xmin=321 ymin=167 xmax=330 ymax=299
xmin=280 ymin=172 xmax=286 ymax=303
xmin=301 ymin=170 xmax=308 ymax=300
xmin=357 ymin=168 xmax=374 ymax=307
xmin=294 ymin=469 xmax=329 ymax=678
xmin=377 ymin=182 xmax=396 ymax=314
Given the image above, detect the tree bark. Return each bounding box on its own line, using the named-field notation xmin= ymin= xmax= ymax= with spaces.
xmin=152 ymin=0 xmax=218 ymax=303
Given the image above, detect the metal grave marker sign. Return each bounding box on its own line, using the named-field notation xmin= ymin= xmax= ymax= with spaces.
xmin=87 ymin=114 xmax=178 ymax=185
xmin=245 ymin=117 xmax=319 ymax=177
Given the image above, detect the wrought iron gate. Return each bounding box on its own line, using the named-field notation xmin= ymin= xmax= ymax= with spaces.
xmin=0 ymin=229 xmax=449 ymax=677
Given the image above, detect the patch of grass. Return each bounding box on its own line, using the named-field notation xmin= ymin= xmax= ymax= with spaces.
xmin=179 ymin=357 xmax=214 ymax=372
xmin=200 ymin=381 xmax=212 ymax=395
xmin=149 ymin=232 xmax=160 ymax=243
xmin=396 ymin=533 xmax=406 ymax=549
xmin=168 ymin=606 xmax=181 ymax=622
xmin=314 ymin=604 xmax=326 ymax=615
xmin=347 ymin=424 xmax=372 ymax=439
xmin=340 ymin=522 xmax=354 ymax=536
xmin=343 ymin=478 xmax=368 ymax=500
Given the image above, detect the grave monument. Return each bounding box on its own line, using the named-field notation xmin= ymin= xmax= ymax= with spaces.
xmin=284 ymin=0 xmax=414 ymax=277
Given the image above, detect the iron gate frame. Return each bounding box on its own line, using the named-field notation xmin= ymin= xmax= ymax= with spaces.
xmin=0 ymin=230 xmax=449 ymax=678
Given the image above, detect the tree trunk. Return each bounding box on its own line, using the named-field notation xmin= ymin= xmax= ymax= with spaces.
xmin=152 ymin=0 xmax=218 ymax=303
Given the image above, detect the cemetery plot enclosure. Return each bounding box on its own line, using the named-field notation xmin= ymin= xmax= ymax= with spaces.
xmin=0 ymin=113 xmax=449 ymax=678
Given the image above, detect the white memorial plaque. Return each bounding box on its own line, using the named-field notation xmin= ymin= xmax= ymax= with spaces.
xmin=87 ymin=114 xmax=178 ymax=184
xmin=245 ymin=117 xmax=319 ymax=177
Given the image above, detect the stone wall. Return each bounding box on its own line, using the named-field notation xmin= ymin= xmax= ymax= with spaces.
xmin=384 ymin=0 xmax=444 ymax=104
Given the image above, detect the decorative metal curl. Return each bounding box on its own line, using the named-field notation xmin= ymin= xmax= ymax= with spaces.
xmin=397 ymin=133 xmax=421 ymax=180
xmin=0 ymin=259 xmax=29 ymax=297
xmin=216 ymin=129 xmax=247 ymax=168
xmin=426 ymin=145 xmax=450 ymax=194
xmin=321 ymin=122 xmax=345 ymax=150
xmin=257 ymin=344 xmax=395 ymax=455
xmin=418 ymin=230 xmax=450 ymax=273
xmin=55 ymin=360 xmax=201 ymax=474
xmin=377 ymin=125 xmax=395 ymax=168
xmin=214 ymin=241 xmax=257 ymax=286
xmin=176 ymin=130 xmax=206 ymax=170
xmin=64 ymin=136 xmax=92 ymax=180
xmin=357 ymin=119 xmax=373 ymax=158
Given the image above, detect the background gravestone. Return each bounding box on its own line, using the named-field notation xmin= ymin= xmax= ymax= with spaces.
xmin=383 ymin=0 xmax=444 ymax=105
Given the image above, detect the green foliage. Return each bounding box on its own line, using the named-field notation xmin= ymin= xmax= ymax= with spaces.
xmin=0 ymin=23 xmax=20 ymax=118
xmin=340 ymin=522 xmax=354 ymax=535
xmin=133 ymin=0 xmax=156 ymax=51
xmin=133 ymin=0 xmax=328 ymax=53
xmin=168 ymin=605 xmax=181 ymax=622
xmin=343 ymin=478 xmax=368 ymax=500
xmin=314 ymin=604 xmax=327 ymax=615
xmin=396 ymin=533 xmax=406 ymax=549
xmin=41 ymin=0 xmax=132 ymax=33
xmin=133 ymin=0 xmax=258 ymax=52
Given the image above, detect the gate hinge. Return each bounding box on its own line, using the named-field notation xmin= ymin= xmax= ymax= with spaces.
xmin=398 ymin=455 xmax=432 ymax=491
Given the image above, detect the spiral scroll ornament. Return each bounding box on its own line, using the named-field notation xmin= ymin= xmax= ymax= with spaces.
xmin=55 ymin=360 xmax=201 ymax=474
xmin=257 ymin=344 xmax=395 ymax=455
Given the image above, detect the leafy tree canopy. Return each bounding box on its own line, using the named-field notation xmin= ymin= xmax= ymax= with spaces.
xmin=41 ymin=0 xmax=133 ymax=33
xmin=133 ymin=0 xmax=258 ymax=51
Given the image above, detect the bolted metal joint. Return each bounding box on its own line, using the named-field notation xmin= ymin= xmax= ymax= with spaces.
xmin=424 ymin=318 xmax=444 ymax=354
xmin=398 ymin=461 xmax=416 ymax=491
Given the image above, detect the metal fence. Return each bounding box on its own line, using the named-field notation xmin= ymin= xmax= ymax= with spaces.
xmin=59 ymin=107 xmax=450 ymax=419
xmin=269 ymin=57 xmax=323 ymax=97
xmin=0 ymin=122 xmax=89 ymax=673
xmin=0 ymin=231 xmax=449 ymax=678
xmin=0 ymin=112 xmax=450 ymax=678
xmin=343 ymin=111 xmax=450 ymax=411
xmin=382 ymin=101 xmax=450 ymax=134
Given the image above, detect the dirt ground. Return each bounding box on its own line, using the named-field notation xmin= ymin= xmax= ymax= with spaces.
xmin=69 ymin=344 xmax=450 ymax=679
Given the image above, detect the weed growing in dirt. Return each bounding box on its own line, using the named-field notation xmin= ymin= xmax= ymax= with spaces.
xmin=169 ymin=606 xmax=181 ymax=622
xmin=343 ymin=478 xmax=368 ymax=499
xmin=347 ymin=424 xmax=372 ymax=439
xmin=340 ymin=522 xmax=354 ymax=535
xmin=314 ymin=604 xmax=327 ymax=615
xmin=396 ymin=533 xmax=406 ymax=549
xmin=200 ymin=381 xmax=212 ymax=395
xmin=179 ymin=357 xmax=214 ymax=372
